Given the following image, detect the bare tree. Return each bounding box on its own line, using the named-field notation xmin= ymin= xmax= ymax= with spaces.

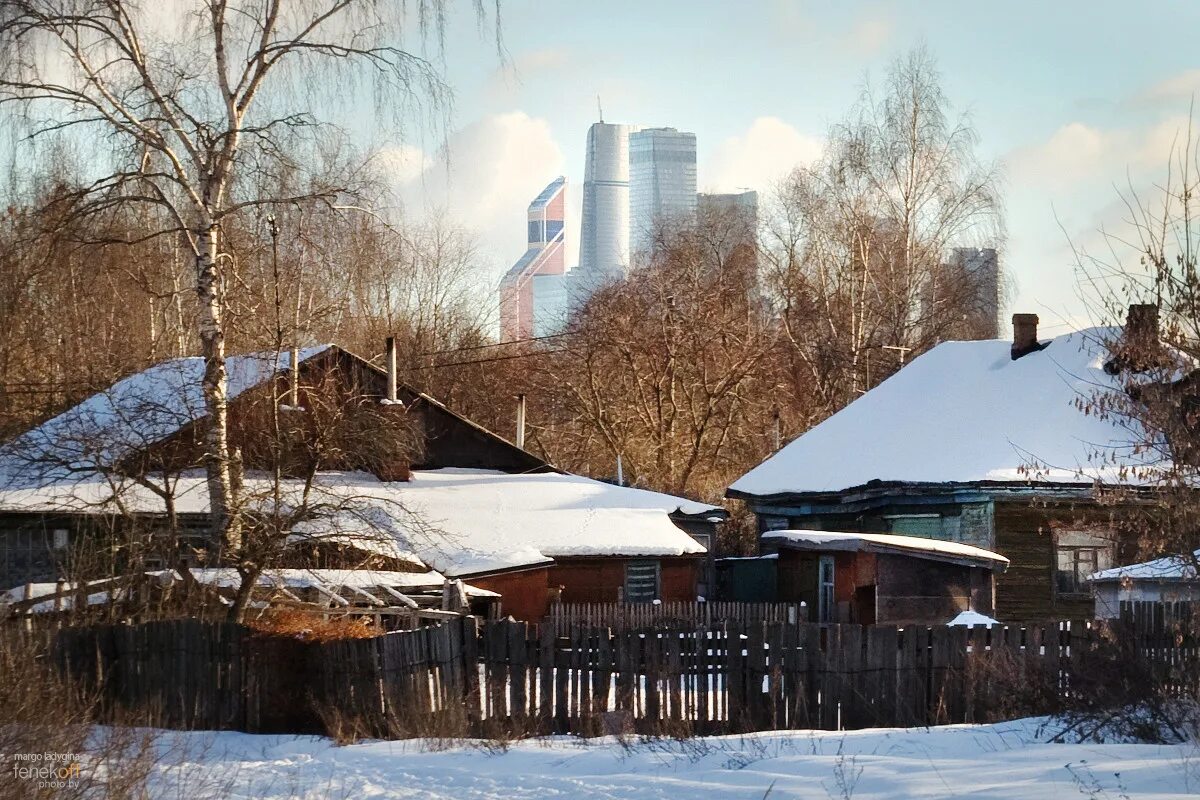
xmin=518 ymin=206 xmax=777 ymax=502
xmin=1073 ymin=116 xmax=1200 ymax=573
xmin=764 ymin=45 xmax=1003 ymax=422
xmin=0 ymin=0 xmax=493 ymax=556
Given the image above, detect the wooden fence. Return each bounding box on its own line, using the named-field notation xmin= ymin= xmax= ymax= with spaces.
xmin=544 ymin=601 xmax=806 ymax=634
xmin=46 ymin=612 xmax=1200 ymax=738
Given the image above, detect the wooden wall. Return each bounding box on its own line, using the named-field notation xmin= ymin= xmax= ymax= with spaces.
xmin=876 ymin=555 xmax=991 ymax=625
xmin=550 ymin=557 xmax=699 ymax=605
xmin=992 ymin=502 xmax=1129 ymax=621
xmin=467 ymin=558 xmax=701 ymax=622
xmin=774 ymin=548 xmax=995 ymax=626
xmin=467 ymin=567 xmax=551 ymax=622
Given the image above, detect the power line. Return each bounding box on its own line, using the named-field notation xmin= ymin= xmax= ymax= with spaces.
xmin=412 ymin=347 xmax=573 ymax=370
xmin=416 ymin=331 xmax=574 ymax=358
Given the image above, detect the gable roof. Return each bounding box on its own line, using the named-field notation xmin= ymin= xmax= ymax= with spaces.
xmin=729 ymin=328 xmax=1164 ymax=499
xmin=0 ymin=344 xmax=551 ymax=485
xmin=0 ymin=347 xmax=330 ymax=483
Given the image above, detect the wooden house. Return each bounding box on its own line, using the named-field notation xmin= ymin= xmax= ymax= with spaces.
xmin=761 ymin=530 xmax=1007 ymax=625
xmin=0 ymin=342 xmax=723 ymax=621
xmin=727 ymin=309 xmax=1167 ymax=621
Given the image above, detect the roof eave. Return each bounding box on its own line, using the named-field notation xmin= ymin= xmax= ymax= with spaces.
xmin=764 ymin=535 xmax=1008 ymax=572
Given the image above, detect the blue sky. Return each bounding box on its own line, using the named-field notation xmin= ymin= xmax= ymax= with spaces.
xmin=384 ymin=1 xmax=1200 ymax=334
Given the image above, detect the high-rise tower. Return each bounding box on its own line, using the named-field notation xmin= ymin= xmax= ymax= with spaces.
xmin=498 ymin=177 xmax=567 ymax=341
xmin=629 ymin=127 xmax=697 ymax=256
xmin=570 ymin=122 xmax=638 ymax=308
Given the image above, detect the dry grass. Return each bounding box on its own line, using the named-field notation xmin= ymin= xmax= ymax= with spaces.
xmin=246 ymin=609 xmax=379 ymax=642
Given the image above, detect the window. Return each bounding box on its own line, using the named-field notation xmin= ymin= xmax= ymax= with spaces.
xmin=624 ymin=560 xmax=660 ymax=603
xmin=1055 ymin=529 xmax=1114 ymax=595
xmin=818 ymin=555 xmax=835 ymax=623
xmin=52 ymin=529 xmax=68 ymax=551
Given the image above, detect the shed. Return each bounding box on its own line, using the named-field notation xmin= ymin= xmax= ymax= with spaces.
xmin=1089 ymin=551 xmax=1200 ymax=618
xmin=761 ymin=530 xmax=1009 ymax=625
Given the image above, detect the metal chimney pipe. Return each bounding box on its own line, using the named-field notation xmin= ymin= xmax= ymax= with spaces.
xmin=515 ymin=394 xmax=526 ymax=449
xmin=385 ymin=336 xmax=397 ymax=403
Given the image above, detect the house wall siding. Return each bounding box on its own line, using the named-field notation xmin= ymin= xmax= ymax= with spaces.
xmin=468 ymin=567 xmax=551 ymax=622
xmin=550 ymin=557 xmax=699 ymax=605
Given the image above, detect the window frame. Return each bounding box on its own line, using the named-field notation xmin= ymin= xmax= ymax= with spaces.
xmin=624 ymin=559 xmax=661 ymax=603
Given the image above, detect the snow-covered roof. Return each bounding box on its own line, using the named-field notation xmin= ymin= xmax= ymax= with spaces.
xmin=947 ymin=610 xmax=1000 ymax=627
xmin=0 ymin=568 xmax=498 ymax=613
xmin=285 ymin=469 xmax=714 ymax=576
xmin=0 ymin=468 xmax=715 ymax=577
xmin=0 ymin=347 xmax=330 ymax=481
xmin=182 ymin=568 xmax=499 ymax=598
xmin=762 ymin=529 xmax=1009 ymax=569
xmin=1089 ymin=550 xmax=1200 ymax=583
xmin=729 ymin=328 xmax=1164 ymax=497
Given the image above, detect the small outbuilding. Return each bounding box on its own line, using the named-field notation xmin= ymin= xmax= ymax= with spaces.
xmin=1089 ymin=551 xmax=1200 ymax=618
xmin=761 ymin=530 xmax=1009 ymax=625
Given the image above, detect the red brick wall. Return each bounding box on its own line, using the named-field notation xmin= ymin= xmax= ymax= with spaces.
xmin=468 ymin=567 xmax=550 ymax=622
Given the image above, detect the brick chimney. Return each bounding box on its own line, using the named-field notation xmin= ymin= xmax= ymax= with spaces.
xmin=1011 ymin=313 xmax=1044 ymax=360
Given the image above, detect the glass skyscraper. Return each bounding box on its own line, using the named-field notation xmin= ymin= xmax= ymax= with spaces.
xmin=571 ymin=122 xmax=639 ymax=309
xmin=629 ymin=128 xmax=697 ymax=257
xmin=498 ymin=177 xmax=567 ymax=341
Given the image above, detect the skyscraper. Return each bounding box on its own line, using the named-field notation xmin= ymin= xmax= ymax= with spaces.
xmin=629 ymin=127 xmax=697 ymax=256
xmin=498 ymin=177 xmax=567 ymax=342
xmin=568 ymin=122 xmax=639 ymax=309
xmin=698 ymin=190 xmax=758 ymax=249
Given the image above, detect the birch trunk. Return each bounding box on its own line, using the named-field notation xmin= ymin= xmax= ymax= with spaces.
xmin=195 ymin=216 xmax=240 ymax=554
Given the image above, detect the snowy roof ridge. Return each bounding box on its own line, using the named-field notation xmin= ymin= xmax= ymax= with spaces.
xmin=0 ymin=346 xmax=331 ymax=483
xmin=729 ymin=327 xmax=1169 ymax=497
xmin=763 ymin=529 xmax=1009 ymax=569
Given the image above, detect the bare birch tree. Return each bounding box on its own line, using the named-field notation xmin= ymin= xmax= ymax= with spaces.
xmin=764 ymin=45 xmax=1003 ymax=422
xmin=0 ymin=0 xmax=493 ymax=554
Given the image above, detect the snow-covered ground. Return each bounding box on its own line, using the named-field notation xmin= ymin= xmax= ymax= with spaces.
xmin=125 ymin=718 xmax=1197 ymax=799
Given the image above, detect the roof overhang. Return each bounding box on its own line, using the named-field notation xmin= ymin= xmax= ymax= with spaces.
xmin=763 ymin=530 xmax=1009 ymax=572
xmin=728 ymin=479 xmax=1176 ymax=510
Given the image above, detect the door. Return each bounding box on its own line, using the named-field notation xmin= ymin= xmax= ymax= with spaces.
xmin=818 ymin=555 xmax=835 ymax=623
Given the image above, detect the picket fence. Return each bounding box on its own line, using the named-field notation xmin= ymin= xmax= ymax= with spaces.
xmin=46 ymin=611 xmax=1200 ymax=737
xmin=544 ymin=602 xmax=806 ymax=634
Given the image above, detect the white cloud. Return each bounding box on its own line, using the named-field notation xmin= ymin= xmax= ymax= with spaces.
xmin=487 ymin=48 xmax=573 ymax=102
xmin=1008 ymin=114 xmax=1191 ymax=193
xmin=1003 ymin=111 xmax=1196 ymax=325
xmin=385 ymin=111 xmax=567 ymax=282
xmin=847 ymin=14 xmax=894 ymax=56
xmin=1136 ymin=69 xmax=1200 ymax=107
xmin=1008 ymin=122 xmax=1111 ymax=188
xmin=702 ymin=117 xmax=823 ymax=194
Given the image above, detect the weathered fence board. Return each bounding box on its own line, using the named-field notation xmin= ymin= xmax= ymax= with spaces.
xmin=39 ymin=608 xmax=1200 ymax=738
